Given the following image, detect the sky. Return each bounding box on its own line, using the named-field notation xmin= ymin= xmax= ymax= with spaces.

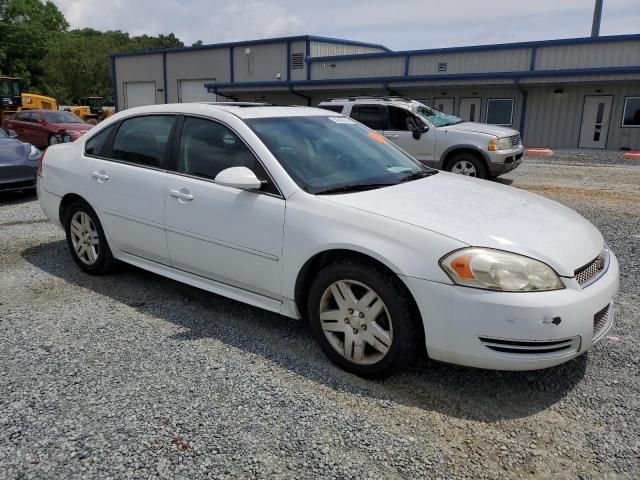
xmin=51 ymin=0 xmax=640 ymax=50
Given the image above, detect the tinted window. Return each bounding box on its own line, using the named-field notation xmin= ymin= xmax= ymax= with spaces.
xmin=350 ymin=105 xmax=387 ymax=130
xmin=110 ymin=116 xmax=175 ymax=167
xmin=43 ymin=111 xmax=85 ymax=124
xmin=388 ymin=106 xmax=422 ymax=131
xmin=178 ymin=117 xmax=277 ymax=194
xmin=14 ymin=112 xmax=31 ymax=122
xmin=622 ymin=97 xmax=640 ymax=127
xmin=486 ymin=99 xmax=514 ymax=126
xmin=318 ymin=105 xmax=344 ymax=113
xmin=85 ymin=124 xmax=116 ymax=157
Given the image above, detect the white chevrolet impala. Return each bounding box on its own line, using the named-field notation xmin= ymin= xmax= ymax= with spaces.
xmin=37 ymin=103 xmax=619 ymax=377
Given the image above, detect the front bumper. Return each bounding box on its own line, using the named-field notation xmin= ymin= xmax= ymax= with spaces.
xmin=0 ymin=165 xmax=37 ymax=192
xmin=487 ymin=145 xmax=525 ymax=175
xmin=401 ymin=250 xmax=619 ymax=370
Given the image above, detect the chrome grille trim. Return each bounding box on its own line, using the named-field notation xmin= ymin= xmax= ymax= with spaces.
xmin=479 ymin=336 xmax=580 ymax=356
xmin=509 ymin=134 xmax=521 ymax=147
xmin=575 ymin=248 xmax=609 ymax=288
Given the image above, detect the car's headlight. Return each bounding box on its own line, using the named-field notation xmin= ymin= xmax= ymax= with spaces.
xmin=440 ymin=248 xmax=564 ymax=292
xmin=488 ymin=137 xmax=513 ymax=151
xmin=27 ymin=144 xmax=41 ymax=160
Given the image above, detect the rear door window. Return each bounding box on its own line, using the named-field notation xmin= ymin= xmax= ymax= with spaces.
xmin=350 ymin=105 xmax=388 ymax=130
xmin=107 ymin=115 xmax=176 ymax=168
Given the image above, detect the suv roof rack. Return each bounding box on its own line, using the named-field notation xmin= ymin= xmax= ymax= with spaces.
xmin=200 ymin=102 xmax=273 ymax=107
xmin=327 ymin=96 xmax=414 ymax=103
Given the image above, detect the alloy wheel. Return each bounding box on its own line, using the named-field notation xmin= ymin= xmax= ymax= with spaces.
xmin=450 ymin=160 xmax=477 ymax=176
xmin=69 ymin=211 xmax=99 ymax=265
xmin=319 ymin=280 xmax=393 ymax=365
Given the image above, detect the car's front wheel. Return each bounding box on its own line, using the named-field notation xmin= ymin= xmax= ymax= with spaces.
xmin=446 ymin=152 xmax=487 ymax=179
xmin=63 ymin=199 xmax=116 ymax=275
xmin=307 ymin=260 xmax=422 ymax=378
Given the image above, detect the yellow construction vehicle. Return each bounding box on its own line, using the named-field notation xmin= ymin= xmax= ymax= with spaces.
xmin=1 ymin=76 xmax=22 ymax=126
xmin=21 ymin=92 xmax=58 ymax=111
xmin=69 ymin=97 xmax=114 ymax=124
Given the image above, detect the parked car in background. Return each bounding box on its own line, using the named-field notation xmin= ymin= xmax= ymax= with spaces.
xmin=38 ymin=103 xmax=618 ymax=378
xmin=5 ymin=109 xmax=92 ymax=148
xmin=318 ymin=96 xmax=524 ymax=179
xmin=0 ymin=128 xmax=41 ymax=192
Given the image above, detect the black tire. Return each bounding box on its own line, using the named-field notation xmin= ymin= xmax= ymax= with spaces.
xmin=48 ymin=134 xmax=60 ymax=146
xmin=446 ymin=152 xmax=487 ymax=179
xmin=307 ymin=259 xmax=423 ymax=378
xmin=63 ymin=199 xmax=117 ymax=275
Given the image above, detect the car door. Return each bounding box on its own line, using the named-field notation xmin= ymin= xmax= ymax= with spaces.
xmin=383 ymin=106 xmax=436 ymax=164
xmin=29 ymin=112 xmax=48 ymax=147
xmin=9 ymin=112 xmax=34 ymax=144
xmin=164 ymin=115 xmax=285 ymax=299
xmin=86 ymin=115 xmax=176 ymax=265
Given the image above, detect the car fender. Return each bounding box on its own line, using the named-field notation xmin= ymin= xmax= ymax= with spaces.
xmin=439 ymin=143 xmax=493 ymax=166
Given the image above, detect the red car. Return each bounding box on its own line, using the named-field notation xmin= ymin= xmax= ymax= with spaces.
xmin=5 ymin=109 xmax=92 ymax=148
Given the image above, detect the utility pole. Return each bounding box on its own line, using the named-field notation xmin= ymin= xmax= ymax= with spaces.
xmin=591 ymin=0 xmax=603 ymax=37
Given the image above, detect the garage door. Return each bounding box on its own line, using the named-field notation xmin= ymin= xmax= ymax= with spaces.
xmin=179 ymin=79 xmax=219 ymax=103
xmin=124 ymin=82 xmax=156 ymax=109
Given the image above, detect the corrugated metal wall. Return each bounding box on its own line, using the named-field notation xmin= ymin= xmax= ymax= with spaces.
xmin=524 ymin=84 xmax=640 ymax=150
xmin=311 ymin=57 xmax=405 ymax=80
xmin=409 ymin=49 xmax=531 ymax=75
xmin=165 ymin=48 xmax=231 ymax=102
xmin=232 ymin=43 xmax=288 ymax=83
xmin=114 ymin=54 xmax=164 ymax=110
xmin=309 ymin=41 xmax=385 ymax=57
xmin=289 ymin=40 xmax=308 ymax=81
xmin=535 ymin=41 xmax=640 ymax=70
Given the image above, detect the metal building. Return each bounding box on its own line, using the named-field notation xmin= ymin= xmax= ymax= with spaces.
xmin=112 ymin=33 xmax=640 ymax=150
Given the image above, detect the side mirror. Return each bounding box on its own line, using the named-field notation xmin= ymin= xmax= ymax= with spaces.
xmin=214 ymin=166 xmax=262 ymax=190
xmin=6 ymin=129 xmax=17 ymax=138
xmin=412 ymin=123 xmax=429 ymax=140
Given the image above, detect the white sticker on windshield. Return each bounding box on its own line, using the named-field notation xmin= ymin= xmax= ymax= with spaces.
xmin=388 ymin=166 xmax=414 ymax=173
xmin=328 ymin=116 xmax=356 ymax=124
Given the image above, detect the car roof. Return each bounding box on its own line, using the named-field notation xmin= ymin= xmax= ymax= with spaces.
xmin=318 ymin=97 xmax=420 ymax=107
xmin=115 ymin=103 xmax=338 ymax=120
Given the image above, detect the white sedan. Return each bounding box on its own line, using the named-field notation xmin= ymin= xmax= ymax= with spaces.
xmin=37 ymin=103 xmax=619 ymax=377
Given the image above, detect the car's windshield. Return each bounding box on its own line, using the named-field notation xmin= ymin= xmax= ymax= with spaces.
xmin=412 ymin=104 xmax=463 ymax=127
xmin=246 ymin=115 xmax=436 ymax=194
xmin=43 ymin=111 xmax=85 ymax=124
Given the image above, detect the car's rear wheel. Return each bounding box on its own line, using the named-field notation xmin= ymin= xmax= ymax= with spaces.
xmin=446 ymin=152 xmax=487 ymax=179
xmin=63 ymin=199 xmax=116 ymax=275
xmin=307 ymin=260 xmax=422 ymax=378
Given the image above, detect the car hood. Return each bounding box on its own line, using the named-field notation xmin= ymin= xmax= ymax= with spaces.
xmin=444 ymin=121 xmax=519 ymax=137
xmin=321 ymin=173 xmax=603 ymax=276
xmin=0 ymin=139 xmax=29 ymax=164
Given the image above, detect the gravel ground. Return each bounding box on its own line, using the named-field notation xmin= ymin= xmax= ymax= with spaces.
xmin=1 ymin=156 xmax=639 ymax=479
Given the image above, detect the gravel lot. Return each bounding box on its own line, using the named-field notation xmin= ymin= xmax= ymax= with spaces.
xmin=1 ymin=155 xmax=639 ymax=479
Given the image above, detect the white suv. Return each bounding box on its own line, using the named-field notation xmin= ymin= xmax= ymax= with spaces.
xmin=318 ymin=97 xmax=524 ymax=179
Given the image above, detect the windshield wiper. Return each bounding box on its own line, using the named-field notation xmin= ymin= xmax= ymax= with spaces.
xmin=399 ymin=170 xmax=438 ymax=183
xmin=315 ymin=183 xmax=397 ymax=195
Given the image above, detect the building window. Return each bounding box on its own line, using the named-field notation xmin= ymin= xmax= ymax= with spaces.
xmin=622 ymin=97 xmax=640 ymax=127
xmin=486 ymin=98 xmax=514 ymax=126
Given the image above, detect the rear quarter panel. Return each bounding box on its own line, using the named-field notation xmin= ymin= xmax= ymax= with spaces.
xmin=41 ymin=142 xmax=92 ymax=210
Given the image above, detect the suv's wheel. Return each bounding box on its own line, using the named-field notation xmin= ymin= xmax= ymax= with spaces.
xmin=446 ymin=152 xmax=487 ymax=179
xmin=307 ymin=260 xmax=422 ymax=378
xmin=63 ymin=199 xmax=116 ymax=275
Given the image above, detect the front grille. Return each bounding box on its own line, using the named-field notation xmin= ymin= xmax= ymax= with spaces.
xmin=0 ymin=179 xmax=36 ymax=191
xmin=479 ymin=336 xmax=579 ymax=356
xmin=510 ymin=134 xmax=521 ymax=147
xmin=575 ymin=249 xmax=608 ymax=287
xmin=593 ymin=304 xmax=612 ymax=338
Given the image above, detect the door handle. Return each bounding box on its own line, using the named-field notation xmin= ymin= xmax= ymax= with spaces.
xmin=169 ymin=189 xmax=194 ymax=201
xmin=384 ymin=134 xmax=399 ymax=139
xmin=91 ymin=171 xmax=109 ymax=182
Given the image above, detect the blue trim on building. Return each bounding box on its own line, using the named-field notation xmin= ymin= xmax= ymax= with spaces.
xmin=529 ymin=47 xmax=537 ymax=71
xmin=111 ymin=34 xmax=389 ymax=58
xmin=205 ymin=65 xmax=640 ymax=92
xmin=162 ymin=52 xmax=168 ymax=103
xmin=111 ymin=56 xmax=118 ymax=111
xmin=306 ymin=33 xmax=640 ymax=63
xmin=404 ymin=55 xmax=410 ymax=76
xmin=229 ymin=46 xmax=234 ymax=83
